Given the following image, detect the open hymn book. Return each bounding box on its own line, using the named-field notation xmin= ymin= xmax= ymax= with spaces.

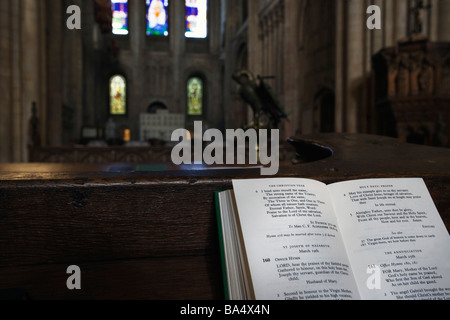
xmin=215 ymin=178 xmax=450 ymax=300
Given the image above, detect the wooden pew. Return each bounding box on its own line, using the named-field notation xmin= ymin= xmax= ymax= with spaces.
xmin=0 ymin=134 xmax=449 ymax=300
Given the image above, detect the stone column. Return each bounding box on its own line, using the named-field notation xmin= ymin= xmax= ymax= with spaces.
xmin=383 ymin=0 xmax=395 ymax=47
xmin=209 ymin=0 xmax=221 ymax=54
xmin=430 ymin=0 xmax=439 ymax=41
xmin=438 ymin=0 xmax=450 ymax=41
xmin=248 ymin=0 xmax=263 ymax=78
xmin=346 ymin=0 xmax=365 ymax=133
xmin=260 ymin=18 xmax=267 ymax=79
xmin=0 ymin=0 xmax=12 ymax=162
xmin=247 ymin=0 xmax=264 ymax=129
xmin=129 ymin=0 xmax=145 ymax=136
xmin=172 ymin=0 xmax=185 ymax=115
xmin=394 ymin=0 xmax=408 ymax=41
xmin=61 ymin=0 xmax=84 ymax=145
xmin=282 ymin=0 xmax=300 ymax=136
xmin=10 ymin=1 xmax=22 ymax=161
xmin=335 ymin=0 xmax=345 ymax=133
xmin=370 ymin=0 xmax=384 ymax=52
xmin=46 ymin=0 xmax=62 ymax=147
xmin=276 ymin=6 xmax=284 ymax=95
xmin=223 ymin=0 xmax=236 ymax=129
xmin=268 ymin=16 xmax=274 ymax=81
xmin=263 ymin=15 xmax=268 ymax=77
xmin=21 ymin=0 xmax=41 ymax=160
xmin=38 ymin=1 xmax=47 ymax=146
xmin=207 ymin=0 xmax=223 ymax=129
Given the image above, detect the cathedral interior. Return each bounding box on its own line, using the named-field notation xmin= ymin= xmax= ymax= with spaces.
xmin=1 ymin=0 xmax=449 ymax=164
xmin=0 ymin=0 xmax=450 ymax=301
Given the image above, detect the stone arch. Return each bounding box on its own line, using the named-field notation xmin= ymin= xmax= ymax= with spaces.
xmin=236 ymin=42 xmax=249 ymax=71
xmin=314 ymin=87 xmax=336 ymax=133
xmin=297 ymin=0 xmax=309 ymax=53
xmin=147 ymin=101 xmax=168 ymax=113
xmin=298 ymin=0 xmax=336 ymax=135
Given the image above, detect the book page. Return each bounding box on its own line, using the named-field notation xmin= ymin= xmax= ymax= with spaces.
xmin=232 ymin=178 xmax=361 ymax=300
xmin=328 ymin=178 xmax=450 ymax=300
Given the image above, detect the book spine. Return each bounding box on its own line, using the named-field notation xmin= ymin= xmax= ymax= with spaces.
xmin=214 ymin=191 xmax=230 ymax=301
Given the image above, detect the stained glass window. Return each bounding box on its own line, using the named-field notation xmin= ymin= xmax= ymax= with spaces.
xmin=187 ymin=77 xmax=203 ymax=116
xmin=111 ymin=0 xmax=129 ymax=35
xmin=185 ymin=0 xmax=207 ymax=39
xmin=146 ymin=0 xmax=169 ymax=36
xmin=110 ymin=75 xmax=127 ymax=115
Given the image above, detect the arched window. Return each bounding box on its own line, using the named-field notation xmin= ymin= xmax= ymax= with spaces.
xmin=146 ymin=0 xmax=169 ymax=36
xmin=185 ymin=0 xmax=207 ymax=38
xmin=147 ymin=101 xmax=168 ymax=113
xmin=314 ymin=88 xmax=335 ymax=133
xmin=111 ymin=0 xmax=129 ymax=35
xmin=109 ymin=75 xmax=127 ymax=115
xmin=187 ymin=77 xmax=204 ymax=116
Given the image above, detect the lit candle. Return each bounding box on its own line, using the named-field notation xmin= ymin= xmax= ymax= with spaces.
xmin=123 ymin=129 xmax=131 ymax=142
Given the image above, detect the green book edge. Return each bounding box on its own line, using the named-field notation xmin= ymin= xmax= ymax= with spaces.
xmin=214 ymin=191 xmax=230 ymax=301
